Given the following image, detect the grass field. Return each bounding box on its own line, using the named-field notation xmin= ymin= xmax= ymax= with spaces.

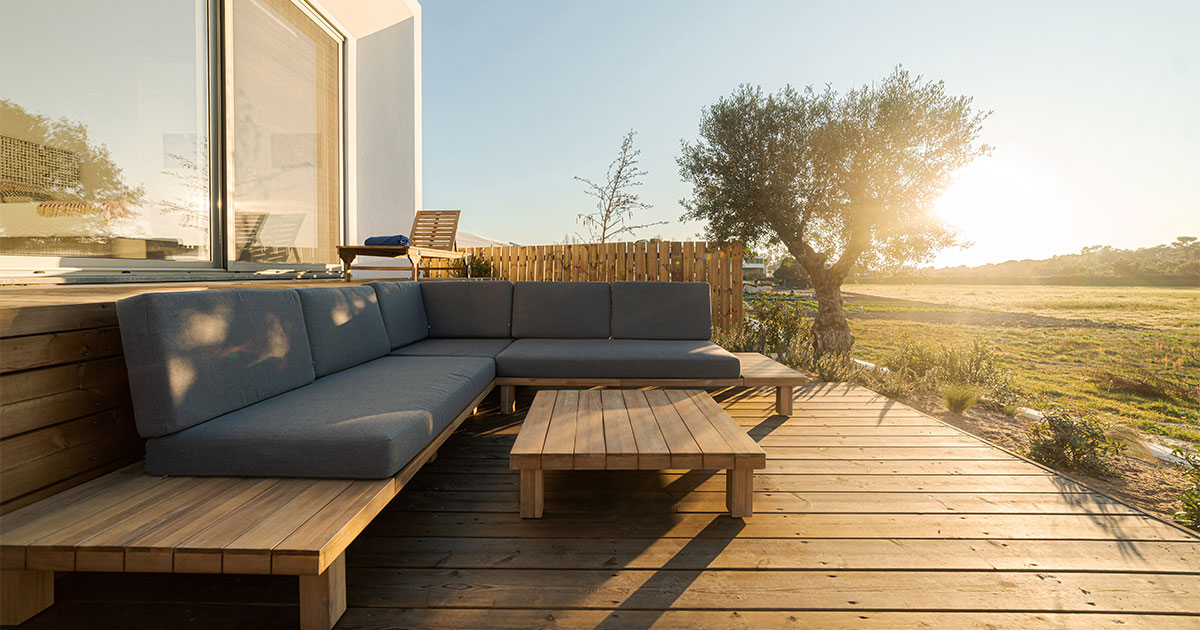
xmin=840 ymin=284 xmax=1200 ymax=445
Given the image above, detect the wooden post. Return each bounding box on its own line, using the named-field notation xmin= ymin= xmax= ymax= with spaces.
xmin=500 ymin=385 xmax=516 ymax=415
xmin=1 ymin=569 xmax=54 ymax=626
xmin=520 ymin=469 xmax=544 ymax=518
xmin=298 ymin=553 xmax=346 ymax=630
xmin=776 ymin=385 xmax=793 ymax=416
xmin=727 ymin=469 xmax=753 ymax=518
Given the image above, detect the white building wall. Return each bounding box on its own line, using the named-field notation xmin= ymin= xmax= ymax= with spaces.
xmin=311 ymin=0 xmax=421 ymax=278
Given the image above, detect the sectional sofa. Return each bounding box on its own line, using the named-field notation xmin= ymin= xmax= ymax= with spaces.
xmin=117 ymin=280 xmax=743 ymax=480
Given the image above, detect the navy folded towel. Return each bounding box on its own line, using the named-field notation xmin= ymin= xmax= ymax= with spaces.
xmin=364 ymin=234 xmax=410 ymax=247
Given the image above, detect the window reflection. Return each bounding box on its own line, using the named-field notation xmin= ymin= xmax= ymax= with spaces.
xmin=0 ymin=0 xmax=211 ymax=261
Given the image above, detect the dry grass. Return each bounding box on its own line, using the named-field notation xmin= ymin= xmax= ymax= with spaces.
xmin=846 ymin=283 xmax=1200 ymax=329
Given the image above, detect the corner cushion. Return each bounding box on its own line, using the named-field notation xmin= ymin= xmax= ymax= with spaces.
xmin=420 ymin=280 xmax=513 ymax=338
xmin=369 ymin=281 xmax=429 ymax=348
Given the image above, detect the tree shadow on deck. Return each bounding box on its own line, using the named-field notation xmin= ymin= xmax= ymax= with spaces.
xmin=592 ymin=516 xmax=746 ymax=630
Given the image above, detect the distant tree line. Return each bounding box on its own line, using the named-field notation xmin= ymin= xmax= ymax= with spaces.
xmin=851 ymin=237 xmax=1199 ymax=286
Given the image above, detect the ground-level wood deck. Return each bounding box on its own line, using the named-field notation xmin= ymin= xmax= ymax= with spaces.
xmin=9 ymin=384 xmax=1199 ymax=629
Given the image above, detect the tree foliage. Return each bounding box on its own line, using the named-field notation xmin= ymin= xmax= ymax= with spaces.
xmin=677 ymin=67 xmax=991 ymax=355
xmin=678 ymin=67 xmax=990 ymax=275
xmin=0 ymin=99 xmax=143 ymax=206
xmin=772 ymin=257 xmax=810 ymax=287
xmin=576 ymin=130 xmax=665 ymax=243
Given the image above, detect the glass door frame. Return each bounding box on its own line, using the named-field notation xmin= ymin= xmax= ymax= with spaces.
xmin=0 ymin=0 xmax=222 ymax=273
xmin=221 ymin=0 xmax=346 ymax=274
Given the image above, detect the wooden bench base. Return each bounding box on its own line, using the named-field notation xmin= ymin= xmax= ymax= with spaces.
xmin=0 ymin=569 xmax=53 ymax=626
xmin=0 ymin=385 xmax=494 ymax=629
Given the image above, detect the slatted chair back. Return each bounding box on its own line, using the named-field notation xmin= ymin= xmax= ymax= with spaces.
xmin=409 ymin=209 xmax=461 ymax=250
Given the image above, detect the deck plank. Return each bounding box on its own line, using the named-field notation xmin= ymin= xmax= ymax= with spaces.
xmin=348 ymin=568 xmax=1200 ymax=613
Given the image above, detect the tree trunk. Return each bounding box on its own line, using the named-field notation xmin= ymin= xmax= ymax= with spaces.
xmin=809 ymin=270 xmax=854 ymax=358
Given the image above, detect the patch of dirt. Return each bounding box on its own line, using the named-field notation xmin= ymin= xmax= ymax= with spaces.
xmin=839 ymin=291 xmax=1136 ymax=329
xmin=901 ymin=392 xmax=1194 ymax=528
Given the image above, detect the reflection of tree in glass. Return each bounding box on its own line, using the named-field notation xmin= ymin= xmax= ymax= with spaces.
xmin=159 ymin=138 xmax=209 ymax=231
xmin=1 ymin=100 xmax=145 ymax=242
xmin=1 ymin=99 xmax=144 ymax=210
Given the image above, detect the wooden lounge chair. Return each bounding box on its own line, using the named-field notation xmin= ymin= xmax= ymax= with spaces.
xmin=336 ymin=209 xmax=467 ymax=281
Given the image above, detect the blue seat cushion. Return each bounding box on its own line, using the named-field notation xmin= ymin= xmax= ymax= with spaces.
xmin=297 ymin=286 xmax=391 ymax=377
xmin=144 ymin=356 xmax=494 ymax=479
xmin=495 ymin=339 xmax=741 ymax=379
xmin=391 ymin=338 xmax=513 ymax=359
xmin=420 ymin=280 xmax=513 ymax=338
xmin=116 ymin=289 xmax=316 ymax=438
xmin=511 ymin=281 xmax=611 ymax=338
xmin=611 ymin=281 xmax=713 ymax=340
xmin=369 ymin=281 xmax=429 ymax=348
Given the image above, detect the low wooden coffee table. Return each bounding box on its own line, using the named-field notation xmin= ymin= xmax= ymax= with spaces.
xmin=509 ymin=389 xmax=766 ymax=519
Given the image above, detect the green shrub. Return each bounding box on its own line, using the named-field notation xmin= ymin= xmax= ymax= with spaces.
xmin=1026 ymin=408 xmax=1123 ymax=477
xmin=942 ymin=384 xmax=978 ymax=413
xmin=451 ymin=257 xmax=494 ymax=278
xmin=812 ymin=353 xmax=862 ymax=382
xmin=1001 ymin=404 xmax=1020 ymax=417
xmin=1173 ymin=447 xmax=1200 ymax=529
xmin=869 ymin=337 xmax=1020 ymax=408
xmin=717 ymin=295 xmax=815 ymax=370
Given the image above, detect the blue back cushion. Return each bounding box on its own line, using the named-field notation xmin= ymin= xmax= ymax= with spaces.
xmin=611 ymin=282 xmax=713 ymax=340
xmin=420 ymin=281 xmax=513 ymax=338
xmin=369 ymin=281 xmax=429 ymax=348
xmin=511 ymin=282 xmax=611 ymax=338
xmin=297 ymin=286 xmax=391 ymax=377
xmin=116 ymin=289 xmax=316 ymax=438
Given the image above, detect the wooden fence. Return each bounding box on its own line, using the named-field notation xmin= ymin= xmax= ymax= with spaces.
xmin=460 ymin=241 xmax=745 ymax=331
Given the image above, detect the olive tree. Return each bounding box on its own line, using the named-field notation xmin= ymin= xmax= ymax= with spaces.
xmin=678 ymin=68 xmax=990 ymax=357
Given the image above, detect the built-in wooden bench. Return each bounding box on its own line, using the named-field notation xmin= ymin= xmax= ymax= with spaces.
xmin=0 ymin=384 xmax=492 ymax=629
xmin=497 ymin=352 xmax=811 ymax=415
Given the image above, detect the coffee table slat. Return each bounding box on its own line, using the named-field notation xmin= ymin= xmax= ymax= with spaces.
xmin=541 ymin=390 xmax=579 ymax=469
xmin=643 ymin=390 xmax=704 ymax=469
xmin=622 ymin=391 xmax=671 ymax=469
xmin=510 ymin=391 xmax=558 ymax=470
xmin=600 ymin=390 xmax=639 ymax=469
xmin=692 ymin=393 xmax=767 ymax=468
xmin=665 ymin=390 xmax=735 ymax=469
xmin=573 ymin=390 xmax=607 ymax=469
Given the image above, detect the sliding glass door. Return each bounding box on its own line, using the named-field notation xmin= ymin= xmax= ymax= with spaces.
xmin=225 ymin=0 xmax=342 ymax=268
xmin=0 ymin=0 xmax=213 ymax=264
xmin=0 ymin=0 xmax=344 ymax=273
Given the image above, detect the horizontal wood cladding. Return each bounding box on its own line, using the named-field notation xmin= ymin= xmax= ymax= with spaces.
xmin=0 ymin=302 xmax=140 ymax=514
xmin=0 ymin=327 xmax=123 ymax=373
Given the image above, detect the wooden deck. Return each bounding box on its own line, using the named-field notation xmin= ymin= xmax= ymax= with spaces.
xmin=9 ymin=384 xmax=1200 ymax=629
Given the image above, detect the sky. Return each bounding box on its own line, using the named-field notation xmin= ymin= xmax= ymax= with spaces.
xmin=420 ymin=0 xmax=1200 ymax=268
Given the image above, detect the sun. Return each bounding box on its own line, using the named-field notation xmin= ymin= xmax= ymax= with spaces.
xmin=931 ymin=150 xmax=1069 ymax=268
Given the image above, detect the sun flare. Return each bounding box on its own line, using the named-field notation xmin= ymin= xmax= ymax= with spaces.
xmin=932 ymin=151 xmax=1071 ymax=268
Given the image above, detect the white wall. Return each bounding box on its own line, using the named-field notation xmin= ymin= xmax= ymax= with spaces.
xmin=312 ymin=0 xmax=421 ymax=278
